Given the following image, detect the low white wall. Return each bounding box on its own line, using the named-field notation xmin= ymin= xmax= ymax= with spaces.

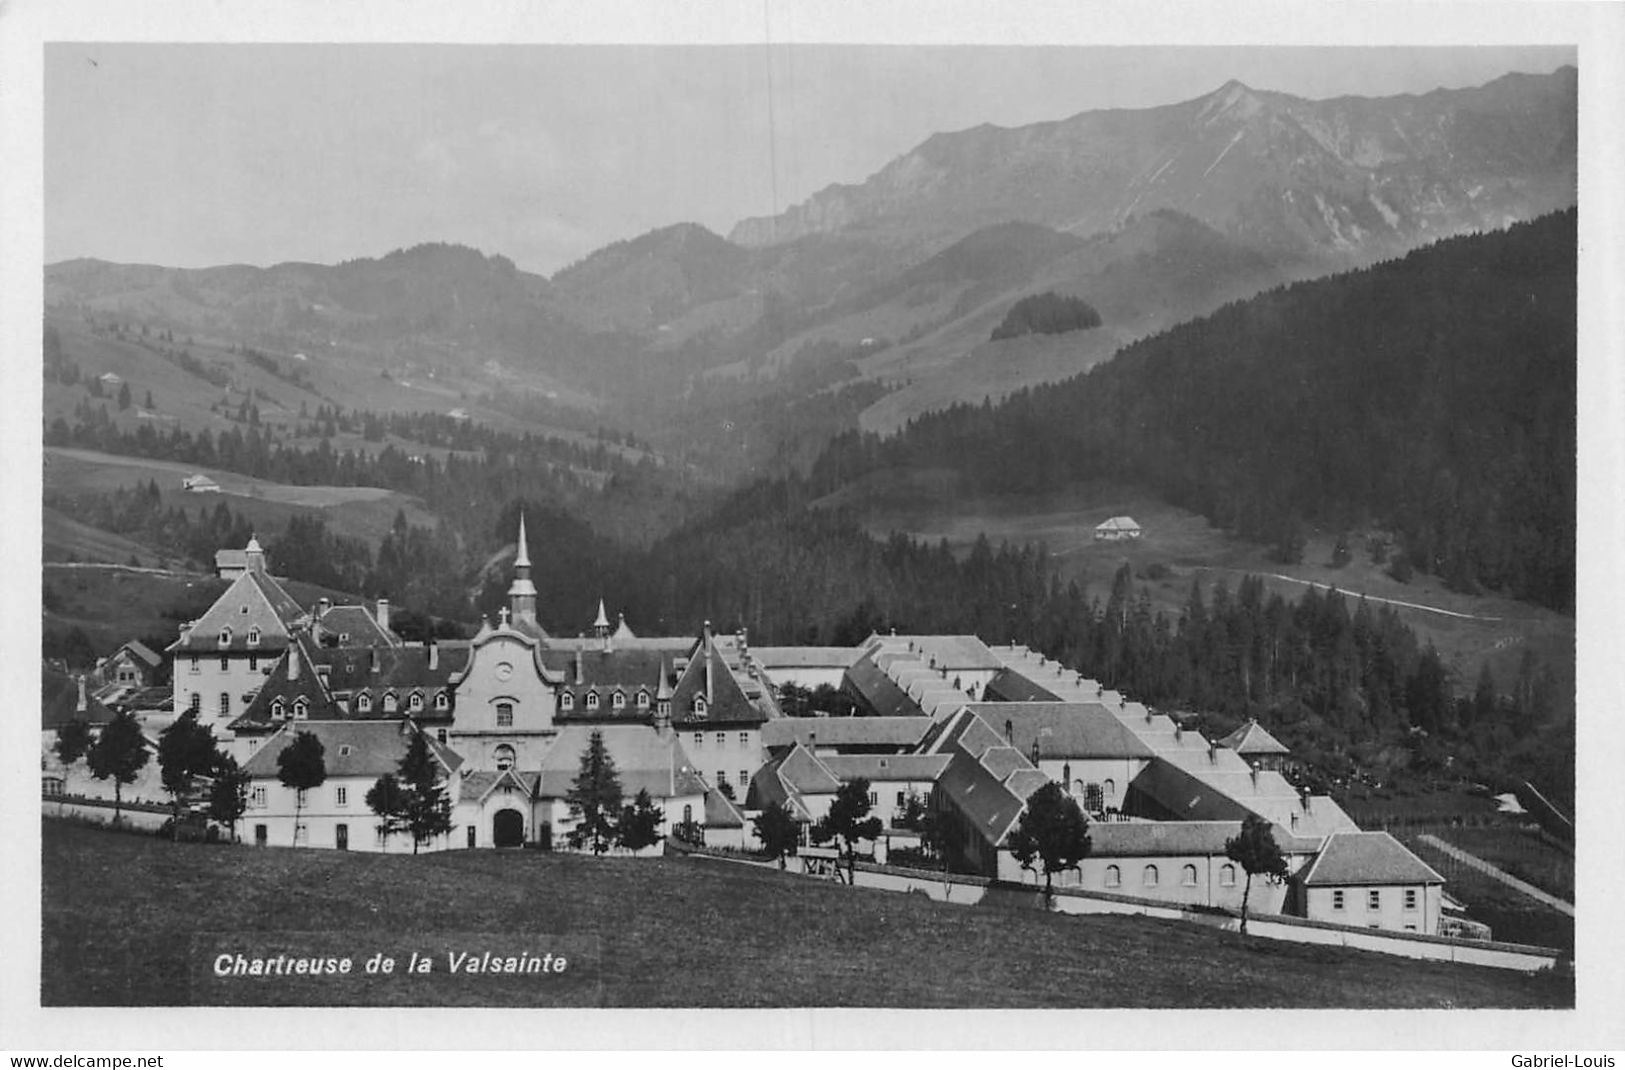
xmin=42 ymin=796 xmax=169 ymax=832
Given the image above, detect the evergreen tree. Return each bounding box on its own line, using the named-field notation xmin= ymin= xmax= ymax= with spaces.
xmin=87 ymin=711 xmax=149 ymax=824
xmin=275 ymin=730 xmax=327 ymax=847
xmin=1006 ymin=781 xmax=1092 ymax=905
xmin=396 ymin=730 xmax=453 ymax=854
xmin=617 ymin=788 xmax=665 ymax=852
xmin=751 ymin=800 xmax=801 ymax=869
xmin=117 ymin=382 xmax=133 ymax=410
xmin=1224 ymin=813 xmax=1289 ymax=934
xmin=565 ymin=730 xmax=623 ymax=855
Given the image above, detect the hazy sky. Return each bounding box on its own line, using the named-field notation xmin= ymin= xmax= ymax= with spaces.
xmin=45 ymin=44 xmax=1574 ymax=275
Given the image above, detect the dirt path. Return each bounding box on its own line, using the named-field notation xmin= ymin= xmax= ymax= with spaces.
xmin=44 ymin=561 xmax=203 ymax=579
xmin=1212 ymin=569 xmax=1503 ymax=622
xmin=1416 ymin=834 xmax=1574 ymax=916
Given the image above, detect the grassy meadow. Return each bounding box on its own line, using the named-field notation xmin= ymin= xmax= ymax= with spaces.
xmin=41 ymin=820 xmax=1571 ymax=1008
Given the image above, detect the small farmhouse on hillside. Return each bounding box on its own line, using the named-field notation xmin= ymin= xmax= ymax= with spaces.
xmin=183 ymin=474 xmax=221 ymax=494
xmin=1093 ymin=516 xmax=1142 ymax=541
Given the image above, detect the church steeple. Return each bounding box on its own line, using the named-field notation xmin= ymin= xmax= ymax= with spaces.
xmin=507 ymin=511 xmax=544 ymax=637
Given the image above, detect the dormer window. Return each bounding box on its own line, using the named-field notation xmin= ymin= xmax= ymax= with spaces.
xmin=247 ymin=627 xmax=261 ymax=647
xmin=692 ymin=696 xmax=708 ymax=719
xmin=270 ymin=698 xmax=285 ymax=720
xmin=409 ymin=692 xmax=424 ymax=712
xmin=219 ymin=628 xmax=232 ymax=647
xmin=635 ymin=690 xmax=650 ymax=709
xmin=585 ymin=691 xmax=600 ymax=711
xmin=433 ymin=692 xmax=449 ymax=711
xmin=293 ymin=697 xmax=309 ymax=720
xmin=611 ymin=691 xmax=626 ymax=710
xmin=560 ymin=692 xmax=575 ymax=711
xmin=357 ymin=693 xmax=372 ymax=713
xmin=381 ymin=692 xmax=398 ymax=713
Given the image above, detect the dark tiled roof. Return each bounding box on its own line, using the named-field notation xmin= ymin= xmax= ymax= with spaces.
xmin=534 ymin=725 xmax=706 ymax=801
xmin=545 ymin=647 xmax=672 ymax=721
xmin=1126 ymin=757 xmax=1256 ymax=823
xmin=775 ymin=745 xmax=842 ymax=795
xmin=923 ymin=707 xmax=1006 ymax=760
xmin=168 ymin=570 xmax=305 ymax=653
xmin=1299 ymin=832 xmax=1445 ymax=886
xmin=935 ymin=750 xmax=1027 ymax=849
xmin=704 ymin=789 xmax=745 ymax=828
xmin=231 ymin=643 xmax=336 ymax=732
xmin=117 ymin=640 xmax=162 ymax=668
xmin=843 ymin=651 xmax=920 ymax=718
xmin=311 ymin=644 xmax=467 ymax=718
xmin=1216 ymin=719 xmax=1293 ymax=756
xmin=963 ymin=702 xmax=1158 ymax=760
xmin=982 ymin=667 xmax=1062 ymax=703
xmin=669 ymin=637 xmax=766 ymax=727
xmin=242 ymin=720 xmax=458 ymax=780
xmin=312 ymin=605 xmax=397 ymax=649
xmin=759 ymin=717 xmax=932 ymax=751
xmin=42 ymin=669 xmax=116 ymax=729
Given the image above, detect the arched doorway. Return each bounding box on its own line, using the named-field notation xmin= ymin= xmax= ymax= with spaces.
xmin=492 ymin=809 xmax=525 ymax=848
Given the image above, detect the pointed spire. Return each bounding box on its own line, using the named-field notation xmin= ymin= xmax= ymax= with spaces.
xmin=594 ymin=599 xmax=610 ymax=629
xmin=514 ymin=511 xmax=530 ymax=569
xmin=656 ymin=656 xmax=674 ymax=700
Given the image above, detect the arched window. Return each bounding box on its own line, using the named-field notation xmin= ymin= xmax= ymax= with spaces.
xmin=611 ymin=691 xmax=626 ymax=710
xmin=219 ymin=628 xmax=232 ymax=647
xmin=219 ymin=692 xmax=230 ymax=716
xmin=493 ymin=744 xmax=515 ymax=771
xmin=1220 ymin=864 xmax=1237 ymax=887
xmin=357 ymin=693 xmax=372 ymax=713
xmin=585 ymin=691 xmax=600 ymax=710
xmin=408 ymin=692 xmax=423 ymax=712
xmin=270 ymin=698 xmax=285 ymax=720
xmin=247 ymin=627 xmax=261 ymax=647
xmin=496 ymin=702 xmax=514 ymax=728
xmin=433 ymin=692 xmax=449 ymax=711
xmin=1103 ymin=778 xmax=1116 ymax=801
xmin=635 ymin=690 xmax=650 ymax=709
xmin=1143 ymin=865 xmax=1159 ymax=887
xmin=683 ymin=804 xmax=693 ymax=824
xmin=1062 ymin=763 xmax=1071 ymax=787
xmin=1182 ymin=864 xmax=1198 ymax=887
xmin=1105 ymin=865 xmax=1121 ymax=888
xmin=1073 ymin=779 xmax=1087 ymax=798
xmin=561 ymin=692 xmax=575 ymax=711
xmin=381 ymin=692 xmax=398 ymax=713
xmin=293 ymin=697 xmax=309 ymax=720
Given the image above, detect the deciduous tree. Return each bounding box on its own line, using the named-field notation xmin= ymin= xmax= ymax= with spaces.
xmin=1224 ymin=813 xmax=1289 ymax=934
xmin=811 ymin=778 xmax=882 ymax=885
xmin=275 ymin=730 xmax=327 ymax=847
xmin=157 ymin=709 xmax=216 ymax=840
xmin=54 ymin=718 xmax=94 ymax=768
xmin=751 ymin=800 xmax=801 ymax=869
xmin=207 ymin=752 xmax=250 ymax=843
xmin=1007 ymin=781 xmax=1092 ymax=905
xmin=87 ymin=710 xmax=149 ymax=825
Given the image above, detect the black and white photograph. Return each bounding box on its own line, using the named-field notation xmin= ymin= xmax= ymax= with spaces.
xmin=3 ymin=0 xmax=1622 ymax=1054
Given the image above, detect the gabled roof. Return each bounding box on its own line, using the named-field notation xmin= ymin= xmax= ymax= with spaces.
xmin=534 ymin=725 xmax=706 ymax=801
xmin=759 ymin=717 xmax=933 ymax=751
xmin=669 ymin=635 xmax=766 ymax=726
xmin=42 ymin=669 xmax=116 ymax=729
xmin=866 ymin=634 xmax=1004 ymax=672
xmin=313 ymin=605 xmax=398 ymax=649
xmin=935 ymin=750 xmax=1029 ymax=850
xmin=843 ymin=650 xmax=921 ymax=718
xmin=1088 ymin=821 xmax=1245 ymax=858
xmin=243 ymin=720 xmax=461 ymax=780
xmin=1298 ymin=832 xmax=1445 ymax=886
xmin=776 ymin=743 xmax=842 ymax=795
xmin=612 ymin=615 xmax=636 ymax=640
xmin=981 ymin=667 xmax=1062 ymax=703
xmin=1095 ymin=515 xmax=1140 ymax=531
xmin=750 ymin=646 xmax=861 ymax=670
xmin=1127 ymin=757 xmax=1256 ymax=822
xmin=114 ymin=640 xmax=162 ymax=668
xmin=704 ymin=788 xmax=746 ymax=828
xmin=545 ymin=646 xmax=672 ymax=720
xmin=963 ymin=702 xmax=1159 ymax=761
xmin=168 ymin=569 xmax=305 ymax=653
xmin=1216 ymin=719 xmax=1293 ymax=756
xmin=922 ymin=707 xmax=1007 ymax=759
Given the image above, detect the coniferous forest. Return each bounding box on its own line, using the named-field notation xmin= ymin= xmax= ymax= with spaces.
xmin=810 ymin=211 xmax=1577 ymax=612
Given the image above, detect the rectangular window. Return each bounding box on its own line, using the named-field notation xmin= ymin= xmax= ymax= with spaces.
xmin=335 ymin=786 xmax=348 ymax=807
xmin=896 ymin=791 xmax=906 ymax=807
xmin=252 ymin=786 xmax=266 ymax=809
xmin=220 ymin=655 xmax=229 ymax=671
xmin=190 ymin=656 xmax=200 ymax=674
xmin=716 ymin=771 xmax=728 ymax=787
xmin=1332 ymin=890 xmax=1345 ymax=911
xmin=496 ymin=703 xmax=514 ymax=727
xmin=297 ymin=788 xmax=308 ymax=808
xmin=1404 ymin=888 xmax=1418 ymax=911
xmin=715 ymin=732 xmax=725 ymax=747
xmin=1404 ymin=923 xmax=1418 ymax=932
xmin=219 ymin=692 xmax=231 ymax=717
xmin=189 ymin=693 xmax=201 ymax=713
xmin=1367 ymin=889 xmax=1381 ymax=911
xmin=868 ymin=791 xmax=878 ymax=807
xmin=693 ymin=733 xmax=703 ymax=748
xmin=739 ymin=770 xmax=748 ymax=789
xmin=739 ymin=732 xmax=749 ymax=747
xmin=294 ymin=823 xmax=308 ymax=845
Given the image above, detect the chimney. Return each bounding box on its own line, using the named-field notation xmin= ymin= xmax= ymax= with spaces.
xmin=1249 ymin=767 xmax=1259 ymax=788
xmin=76 ymin=675 xmax=87 ymax=713
xmin=426 ymin=638 xmax=438 ymax=671
xmin=808 ymin=731 xmax=817 ymax=753
xmin=370 ymin=647 xmax=380 ymax=674
xmin=575 ymin=636 xmax=584 ymax=686
xmin=1175 ymin=725 xmax=1183 ymax=741
xmin=316 ymin=597 xmax=331 ymax=620
xmin=1208 ymin=742 xmax=1217 ymax=763
xmin=376 ymin=598 xmax=390 ymax=633
xmin=1004 ymin=719 xmax=1014 ymax=745
xmin=287 ymin=648 xmax=300 ymax=682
